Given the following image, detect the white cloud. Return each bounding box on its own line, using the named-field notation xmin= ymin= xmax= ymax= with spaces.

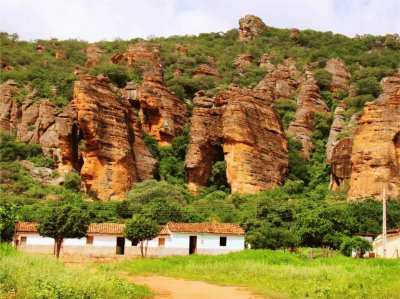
xmin=0 ymin=0 xmax=399 ymax=41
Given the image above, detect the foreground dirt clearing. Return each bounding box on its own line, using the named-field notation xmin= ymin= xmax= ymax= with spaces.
xmin=129 ymin=275 xmax=265 ymax=299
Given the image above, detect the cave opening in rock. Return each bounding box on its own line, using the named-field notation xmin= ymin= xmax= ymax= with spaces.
xmin=71 ymin=124 xmax=84 ymax=172
xmin=394 ymin=131 xmax=400 ymax=148
xmin=207 ymin=142 xmax=230 ymax=192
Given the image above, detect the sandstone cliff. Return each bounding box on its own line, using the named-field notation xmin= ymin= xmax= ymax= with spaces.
xmin=185 ymin=85 xmax=289 ymax=194
xmin=85 ymin=44 xmax=103 ymax=67
xmin=287 ymin=75 xmax=329 ymax=158
xmin=58 ymin=75 xmax=157 ymax=200
xmin=325 ymin=58 xmax=351 ymax=92
xmin=347 ymin=73 xmax=400 ymax=200
xmin=0 ymin=80 xmax=21 ymax=132
xmin=326 ymin=102 xmax=347 ymax=162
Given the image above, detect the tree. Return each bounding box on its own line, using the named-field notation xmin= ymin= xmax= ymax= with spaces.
xmin=124 ymin=214 xmax=160 ymax=258
xmin=37 ymin=205 xmax=90 ymax=258
xmin=0 ymin=204 xmax=18 ymax=243
xmin=340 ymin=236 xmax=372 ymax=258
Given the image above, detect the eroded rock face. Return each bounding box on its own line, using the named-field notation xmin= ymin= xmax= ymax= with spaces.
xmin=326 ymin=102 xmax=347 ymax=162
xmin=16 ymin=99 xmax=59 ymax=156
xmin=238 ymin=15 xmax=267 ymax=42
xmin=325 ymin=58 xmax=351 ymax=92
xmin=85 ymin=44 xmax=103 ymax=67
xmin=175 ymin=44 xmax=188 ymax=56
xmin=330 ymin=137 xmax=354 ymax=190
xmin=185 ymin=86 xmax=289 ymax=194
xmin=256 ymin=58 xmax=300 ymax=100
xmin=347 ymin=73 xmax=400 ymax=200
xmin=287 ymin=76 xmax=329 ymax=158
xmin=0 ymin=80 xmax=21 ymax=132
xmin=55 ymin=49 xmax=65 ymax=59
xmin=234 ymin=54 xmax=253 ymax=71
xmin=59 ymin=75 xmax=157 ymax=200
xmin=125 ymin=42 xmax=163 ymax=75
xmin=137 ymin=74 xmax=188 ymax=145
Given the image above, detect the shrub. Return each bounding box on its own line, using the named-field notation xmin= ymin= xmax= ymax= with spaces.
xmin=64 ymin=171 xmax=82 ymax=191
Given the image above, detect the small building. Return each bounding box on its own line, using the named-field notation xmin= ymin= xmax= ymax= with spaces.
xmin=373 ymin=228 xmax=400 ymax=259
xmin=14 ymin=222 xmax=245 ymax=258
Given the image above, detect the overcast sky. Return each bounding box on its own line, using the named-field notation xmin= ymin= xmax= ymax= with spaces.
xmin=1 ymin=0 xmax=399 ymax=42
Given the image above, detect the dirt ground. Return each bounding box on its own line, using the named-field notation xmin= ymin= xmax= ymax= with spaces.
xmin=129 ymin=275 xmax=265 ymax=299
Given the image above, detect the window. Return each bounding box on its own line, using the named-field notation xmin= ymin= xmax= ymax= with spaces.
xmin=219 ymin=236 xmax=227 ymax=247
xmin=20 ymin=236 xmax=27 ymax=245
xmin=158 ymin=238 xmax=165 ymax=247
xmin=131 ymin=240 xmax=138 ymax=246
xmin=86 ymin=236 xmax=93 ymax=245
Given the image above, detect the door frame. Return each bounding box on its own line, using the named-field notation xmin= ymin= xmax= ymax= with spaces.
xmin=189 ymin=235 xmax=197 ymax=254
xmin=116 ymin=237 xmax=125 ymax=255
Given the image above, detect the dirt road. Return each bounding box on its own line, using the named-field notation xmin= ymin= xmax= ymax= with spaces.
xmin=129 ymin=275 xmax=264 ymax=299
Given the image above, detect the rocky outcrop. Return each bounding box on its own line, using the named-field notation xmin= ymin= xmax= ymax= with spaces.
xmin=185 ymin=85 xmax=289 ymax=194
xmin=256 ymin=58 xmax=300 ymax=100
xmin=330 ymin=137 xmax=354 ymax=190
xmin=16 ymin=99 xmax=59 ymax=156
xmin=289 ymin=28 xmax=300 ymax=42
xmin=55 ymin=49 xmax=65 ymax=59
xmin=326 ymin=102 xmax=347 ymax=162
xmin=287 ymin=76 xmax=329 ymax=158
xmin=85 ymin=44 xmax=103 ymax=67
xmin=234 ymin=54 xmax=253 ymax=71
xmin=238 ymin=15 xmax=267 ymax=42
xmin=0 ymin=80 xmax=21 ymax=132
xmin=194 ymin=64 xmax=220 ymax=77
xmin=36 ymin=45 xmax=45 ymax=53
xmin=58 ymin=75 xmax=157 ymax=200
xmin=175 ymin=44 xmax=188 ymax=56
xmin=136 ymin=74 xmax=188 ymax=145
xmin=124 ymin=42 xmax=163 ymax=75
xmin=325 ymin=58 xmax=351 ymax=92
xmin=347 ymin=73 xmax=400 ymax=200
xmin=259 ymin=54 xmax=275 ymax=69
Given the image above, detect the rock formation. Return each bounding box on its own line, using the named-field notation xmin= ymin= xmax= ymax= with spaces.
xmin=256 ymin=58 xmax=300 ymax=100
xmin=238 ymin=15 xmax=267 ymax=42
xmin=259 ymin=54 xmax=275 ymax=69
xmin=233 ymin=54 xmax=253 ymax=71
xmin=175 ymin=44 xmax=188 ymax=56
xmin=325 ymin=58 xmax=351 ymax=92
xmin=326 ymin=102 xmax=347 ymax=162
xmin=289 ymin=28 xmax=301 ymax=42
xmin=58 ymin=75 xmax=157 ymax=200
xmin=85 ymin=44 xmax=103 ymax=67
xmin=287 ymin=75 xmax=329 ymax=158
xmin=16 ymin=98 xmax=59 ymax=156
xmin=347 ymin=73 xmax=400 ymax=200
xmin=0 ymin=80 xmax=21 ymax=132
xmin=135 ymin=74 xmax=188 ymax=145
xmin=55 ymin=49 xmax=65 ymax=59
xmin=330 ymin=137 xmax=354 ymax=190
xmin=36 ymin=45 xmax=45 ymax=53
xmin=185 ymin=85 xmax=289 ymax=194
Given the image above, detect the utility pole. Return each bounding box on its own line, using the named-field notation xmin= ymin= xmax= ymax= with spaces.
xmin=382 ymin=188 xmax=387 ymax=258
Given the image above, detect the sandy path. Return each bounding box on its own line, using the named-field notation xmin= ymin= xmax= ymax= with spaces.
xmin=129 ymin=275 xmax=264 ymax=299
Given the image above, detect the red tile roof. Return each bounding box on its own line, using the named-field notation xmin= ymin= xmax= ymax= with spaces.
xmin=15 ymin=222 xmax=39 ymax=232
xmin=15 ymin=222 xmax=124 ymax=235
xmin=167 ymin=222 xmax=245 ymax=235
xmin=159 ymin=225 xmax=170 ymax=235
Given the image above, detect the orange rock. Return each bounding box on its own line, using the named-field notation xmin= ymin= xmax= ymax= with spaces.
xmin=185 ymin=85 xmax=289 ymax=194
xmin=175 ymin=44 xmax=188 ymax=56
xmin=347 ymin=73 xmax=400 ymax=200
xmin=0 ymin=80 xmax=21 ymax=132
xmin=325 ymin=58 xmax=351 ymax=92
xmin=136 ymin=74 xmax=188 ymax=146
xmin=233 ymin=54 xmax=253 ymax=70
xmin=55 ymin=49 xmax=65 ymax=59
xmin=238 ymin=15 xmax=267 ymax=43
xmin=59 ymin=75 xmax=157 ymax=200
xmin=36 ymin=45 xmax=45 ymax=53
xmin=85 ymin=44 xmax=102 ymax=67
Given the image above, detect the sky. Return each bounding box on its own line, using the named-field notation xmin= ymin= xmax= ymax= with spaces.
xmin=0 ymin=0 xmax=399 ymax=42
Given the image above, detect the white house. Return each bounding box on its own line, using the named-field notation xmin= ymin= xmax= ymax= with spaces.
xmin=14 ymin=222 xmax=245 ymax=257
xmin=373 ymin=228 xmax=400 ymax=259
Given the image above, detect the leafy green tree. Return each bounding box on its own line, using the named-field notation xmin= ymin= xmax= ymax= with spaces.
xmin=314 ymin=69 xmax=332 ymax=91
xmin=124 ymin=214 xmax=159 ymax=258
xmin=64 ymin=171 xmax=82 ymax=191
xmin=0 ymin=204 xmax=18 ymax=243
xmin=340 ymin=236 xmax=372 ymax=257
xmin=37 ymin=205 xmax=90 ymax=258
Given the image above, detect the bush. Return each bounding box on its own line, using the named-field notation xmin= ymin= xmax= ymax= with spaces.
xmin=64 ymin=171 xmax=82 ymax=191
xmin=340 ymin=236 xmax=372 ymax=257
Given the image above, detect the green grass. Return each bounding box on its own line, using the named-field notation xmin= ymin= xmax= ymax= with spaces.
xmin=100 ymin=249 xmax=400 ymax=299
xmin=0 ymin=244 xmax=152 ymax=299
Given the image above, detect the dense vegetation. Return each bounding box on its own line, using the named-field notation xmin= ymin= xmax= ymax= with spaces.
xmin=1 ymin=25 xmax=400 ymax=252
xmin=101 ymin=249 xmax=400 ymax=299
xmin=0 ymin=244 xmax=151 ymax=298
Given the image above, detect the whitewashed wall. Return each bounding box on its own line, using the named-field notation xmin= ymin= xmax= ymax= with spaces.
xmin=373 ymin=234 xmax=400 ymax=258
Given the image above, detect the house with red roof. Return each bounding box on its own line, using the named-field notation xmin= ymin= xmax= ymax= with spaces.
xmin=14 ymin=222 xmax=245 ymax=257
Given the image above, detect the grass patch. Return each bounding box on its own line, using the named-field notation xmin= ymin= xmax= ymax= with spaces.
xmin=0 ymin=244 xmax=152 ymax=298
xmin=100 ymin=250 xmax=400 ymax=299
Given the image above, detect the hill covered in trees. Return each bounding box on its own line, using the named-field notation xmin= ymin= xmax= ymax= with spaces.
xmin=1 ymin=15 xmax=399 ymax=249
